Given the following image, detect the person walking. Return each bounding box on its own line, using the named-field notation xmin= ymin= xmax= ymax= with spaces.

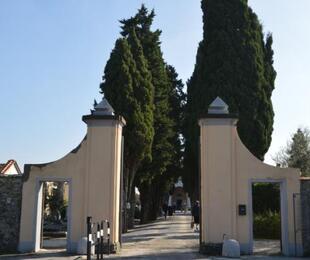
xmin=162 ymin=202 xmax=168 ymax=220
xmin=191 ymin=200 xmax=200 ymax=231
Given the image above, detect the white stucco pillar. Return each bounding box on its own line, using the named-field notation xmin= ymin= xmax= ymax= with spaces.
xmin=82 ymin=100 xmax=125 ymax=252
xmin=198 ymin=97 xmax=239 ymax=254
xmin=199 ymin=115 xmax=238 ymax=252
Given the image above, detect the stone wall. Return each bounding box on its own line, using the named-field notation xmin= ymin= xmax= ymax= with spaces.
xmin=301 ymin=178 xmax=310 ymax=256
xmin=0 ymin=175 xmax=23 ymax=253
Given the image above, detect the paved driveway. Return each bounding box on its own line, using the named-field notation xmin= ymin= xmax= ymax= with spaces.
xmin=110 ymin=212 xmax=200 ymax=259
xmin=0 ymin=213 xmax=305 ymax=259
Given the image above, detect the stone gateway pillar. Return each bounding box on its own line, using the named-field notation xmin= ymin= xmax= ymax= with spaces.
xmin=199 ymin=97 xmax=302 ymax=256
xmin=82 ymin=99 xmax=125 ymax=252
xmin=18 ymin=98 xmax=125 ymax=253
xmin=199 ymin=97 xmax=239 ymax=255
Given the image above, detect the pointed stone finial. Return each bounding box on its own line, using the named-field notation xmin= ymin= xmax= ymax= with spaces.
xmin=92 ymin=97 xmax=115 ymax=116
xmin=208 ymin=97 xmax=229 ymax=114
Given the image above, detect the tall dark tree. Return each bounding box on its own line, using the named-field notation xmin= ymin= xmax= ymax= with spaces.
xmin=100 ymin=36 xmax=154 ymax=229
xmin=165 ymin=65 xmax=186 ymax=178
xmin=121 ymin=5 xmax=182 ymax=222
xmin=139 ymin=65 xmax=186 ymax=222
xmin=184 ymin=0 xmax=276 ymax=199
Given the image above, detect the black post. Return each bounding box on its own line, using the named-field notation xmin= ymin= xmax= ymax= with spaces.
xmin=100 ymin=221 xmax=104 ymax=259
xmin=96 ymin=223 xmax=100 ymax=260
xmin=87 ymin=216 xmax=92 ymax=260
xmin=107 ymin=220 xmax=110 ymax=255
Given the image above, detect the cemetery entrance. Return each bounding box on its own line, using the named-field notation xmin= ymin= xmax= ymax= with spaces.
xmin=11 ymin=97 xmax=309 ymax=257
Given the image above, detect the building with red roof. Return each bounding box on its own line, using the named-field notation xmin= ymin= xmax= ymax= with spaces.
xmin=0 ymin=159 xmax=22 ymax=175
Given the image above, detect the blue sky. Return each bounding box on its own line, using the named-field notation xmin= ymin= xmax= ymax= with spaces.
xmin=0 ymin=1 xmax=309 ymax=168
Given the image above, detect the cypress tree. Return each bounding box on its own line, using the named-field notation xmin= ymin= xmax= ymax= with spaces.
xmin=138 ymin=65 xmax=186 ymax=222
xmin=184 ymin=0 xmax=276 ymax=198
xmin=165 ymin=65 xmax=186 ymax=177
xmin=121 ymin=5 xmax=177 ymax=222
xmin=100 ymin=36 xmax=154 ymax=229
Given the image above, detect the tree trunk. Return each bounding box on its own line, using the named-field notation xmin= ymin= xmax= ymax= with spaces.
xmin=139 ymin=182 xmax=151 ymax=224
xmin=139 ymin=178 xmax=166 ymax=223
xmin=123 ymin=165 xmax=139 ymax=232
xmin=127 ymin=186 xmax=136 ymax=229
xmin=122 ymin=168 xmax=129 ymax=233
xmin=147 ymin=178 xmax=164 ymax=221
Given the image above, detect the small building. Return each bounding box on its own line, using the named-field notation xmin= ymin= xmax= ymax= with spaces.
xmin=169 ymin=177 xmax=191 ymax=211
xmin=0 ymin=159 xmax=22 ymax=175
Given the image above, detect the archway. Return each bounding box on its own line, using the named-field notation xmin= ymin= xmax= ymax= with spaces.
xmin=35 ymin=179 xmax=71 ymax=252
xmin=249 ymin=180 xmax=288 ymax=255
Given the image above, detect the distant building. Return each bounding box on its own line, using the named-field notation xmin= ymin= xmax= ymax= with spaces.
xmin=169 ymin=177 xmax=191 ymax=211
xmin=0 ymin=159 xmax=22 ymax=175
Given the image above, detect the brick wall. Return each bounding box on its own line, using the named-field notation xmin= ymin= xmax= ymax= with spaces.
xmin=301 ymin=179 xmax=310 ymax=256
xmin=0 ymin=175 xmax=23 ymax=253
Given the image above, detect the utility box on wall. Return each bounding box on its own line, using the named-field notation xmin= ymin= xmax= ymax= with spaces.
xmin=238 ymin=205 xmax=246 ymax=216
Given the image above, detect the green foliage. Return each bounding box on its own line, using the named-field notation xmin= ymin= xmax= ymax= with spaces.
xmin=120 ymin=5 xmax=173 ymax=183
xmin=138 ymin=65 xmax=185 ymax=223
xmin=166 ymin=65 xmax=186 ymax=171
xmin=183 ymin=0 xmax=276 ymax=198
xmin=273 ymin=128 xmax=310 ymax=177
xmin=253 ymin=211 xmax=281 ymax=239
xmin=100 ymin=5 xmax=185 ymax=225
xmin=101 ymin=37 xmax=154 ymax=170
xmin=126 ymin=28 xmax=154 ymax=164
xmin=252 ymin=183 xmax=280 ymax=215
xmin=100 ymin=30 xmax=155 ymax=225
xmin=252 ymin=183 xmax=281 ymax=239
xmin=120 ymin=5 xmax=185 ymax=223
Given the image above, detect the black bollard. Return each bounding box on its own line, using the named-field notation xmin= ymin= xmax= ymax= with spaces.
xmin=107 ymin=220 xmax=110 ymax=255
xmin=87 ymin=217 xmax=92 ymax=260
xmin=100 ymin=221 xmax=104 ymax=259
xmin=97 ymin=223 xmax=100 ymax=260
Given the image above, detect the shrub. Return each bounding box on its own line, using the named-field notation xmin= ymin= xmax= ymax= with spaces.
xmin=253 ymin=211 xmax=281 ymax=239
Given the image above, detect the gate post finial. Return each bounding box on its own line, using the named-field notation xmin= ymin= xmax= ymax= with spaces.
xmin=208 ymin=96 xmax=229 ymax=114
